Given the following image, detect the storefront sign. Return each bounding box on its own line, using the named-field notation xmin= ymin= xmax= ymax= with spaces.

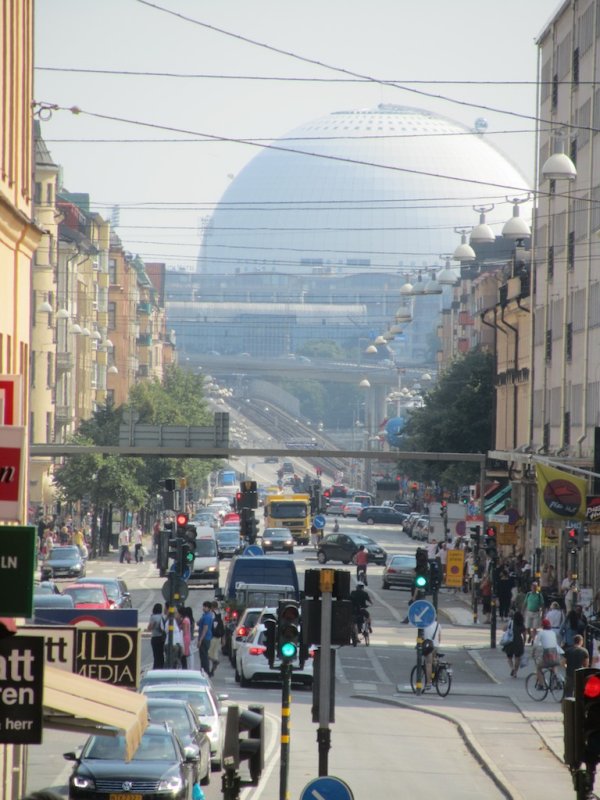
xmin=0 ymin=525 xmax=36 ymax=615
xmin=17 ymin=626 xmax=76 ymax=672
xmin=541 ymin=524 xmax=561 ymax=547
xmin=0 ymin=427 xmax=26 ymax=521
xmin=496 ymin=523 xmax=518 ymax=546
xmin=0 ymin=635 xmax=44 ymax=743
xmin=0 ymin=375 xmax=23 ymax=426
xmin=445 ymin=549 xmax=464 ymax=588
xmin=75 ymin=627 xmax=140 ymax=688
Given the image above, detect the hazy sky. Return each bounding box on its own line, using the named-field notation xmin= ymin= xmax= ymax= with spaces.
xmin=35 ymin=0 xmax=558 ymax=268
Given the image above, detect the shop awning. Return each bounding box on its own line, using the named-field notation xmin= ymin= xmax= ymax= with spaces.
xmin=484 ymin=484 xmax=512 ymax=513
xmin=42 ymin=665 xmax=148 ymax=760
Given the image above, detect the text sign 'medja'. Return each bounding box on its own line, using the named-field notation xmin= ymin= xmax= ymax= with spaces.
xmin=0 ymin=635 xmax=44 ymax=744
xmin=0 ymin=525 xmax=36 ymax=616
xmin=76 ymin=627 xmax=140 ymax=688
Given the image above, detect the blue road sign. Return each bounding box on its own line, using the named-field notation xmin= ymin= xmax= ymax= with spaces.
xmin=243 ymin=545 xmax=264 ymax=556
xmin=407 ymin=599 xmax=436 ymax=628
xmin=313 ymin=515 xmax=326 ymax=530
xmin=300 ymin=776 xmax=354 ymax=800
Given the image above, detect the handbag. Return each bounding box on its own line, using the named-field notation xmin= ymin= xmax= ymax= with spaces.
xmin=499 ymin=621 xmax=513 ymax=647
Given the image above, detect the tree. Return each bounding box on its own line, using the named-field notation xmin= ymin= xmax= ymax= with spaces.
xmin=400 ymin=349 xmax=494 ymax=488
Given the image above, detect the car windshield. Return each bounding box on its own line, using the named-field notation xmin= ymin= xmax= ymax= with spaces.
xmin=270 ymin=503 xmax=307 ymax=518
xmin=47 ymin=547 xmax=79 ymax=561
xmin=82 ymin=580 xmax=118 ymax=601
xmin=391 ymin=556 xmax=416 ymax=567
xmin=64 ymin=587 xmax=104 ymax=604
xmin=195 ymin=539 xmax=217 ymax=557
xmin=218 ymin=532 xmax=239 ymax=542
xmin=146 ymin=689 xmax=213 ymax=716
xmin=266 ymin=531 xmax=290 ymax=540
xmin=85 ymin=732 xmax=177 ymax=761
xmin=148 ymin=706 xmax=191 ymax=736
xmin=351 ymin=536 xmax=375 ymax=545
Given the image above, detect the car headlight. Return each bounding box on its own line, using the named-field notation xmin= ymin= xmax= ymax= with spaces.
xmin=263 ymin=540 xmax=271 ymax=545
xmin=158 ymin=775 xmax=183 ymax=792
xmin=207 ymin=566 xmax=217 ymax=572
xmin=72 ymin=776 xmax=95 ymax=789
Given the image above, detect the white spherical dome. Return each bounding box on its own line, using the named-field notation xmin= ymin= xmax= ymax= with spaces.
xmin=198 ymin=104 xmax=531 ymax=273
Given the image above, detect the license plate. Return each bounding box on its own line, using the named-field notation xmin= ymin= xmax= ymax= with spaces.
xmin=109 ymin=794 xmax=142 ymax=800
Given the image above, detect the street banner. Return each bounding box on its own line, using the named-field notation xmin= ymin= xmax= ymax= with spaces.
xmin=0 ymin=375 xmax=23 ymax=425
xmin=0 ymin=635 xmax=44 ymax=744
xmin=536 ymin=463 xmax=587 ymax=520
xmin=0 ymin=426 xmax=26 ymax=521
xmin=445 ymin=549 xmax=464 ymax=588
xmin=541 ymin=524 xmax=560 ymax=547
xmin=75 ymin=627 xmax=140 ymax=688
xmin=16 ymin=626 xmax=76 ymax=672
xmin=0 ymin=525 xmax=36 ymax=615
xmin=586 ymin=496 xmax=600 ymax=534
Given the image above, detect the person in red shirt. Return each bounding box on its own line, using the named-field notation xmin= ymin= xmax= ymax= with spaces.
xmin=355 ymin=545 xmax=369 ymax=585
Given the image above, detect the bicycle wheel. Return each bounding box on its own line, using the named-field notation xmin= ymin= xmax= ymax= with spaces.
xmin=362 ymin=626 xmax=370 ymax=646
xmin=525 ymin=671 xmax=548 ymax=701
xmin=410 ymin=664 xmax=426 ymax=694
xmin=549 ymin=667 xmax=566 ymax=702
xmin=435 ymin=665 xmax=452 ymax=697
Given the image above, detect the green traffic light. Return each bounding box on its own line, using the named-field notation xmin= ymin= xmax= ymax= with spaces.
xmin=280 ymin=641 xmax=297 ymax=660
xmin=185 ymin=551 xmax=194 ymax=563
xmin=415 ymin=574 xmax=427 ymax=588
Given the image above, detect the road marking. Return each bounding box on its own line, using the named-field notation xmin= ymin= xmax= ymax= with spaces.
xmin=353 ymin=682 xmax=377 ymax=692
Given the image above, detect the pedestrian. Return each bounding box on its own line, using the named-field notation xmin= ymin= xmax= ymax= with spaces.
xmin=118 ymin=527 xmax=131 ymax=563
xmin=177 ymin=605 xmax=191 ymax=669
xmin=502 ymin=610 xmax=526 ymax=677
xmin=422 ymin=618 xmax=442 ymax=691
xmin=560 ymin=608 xmax=587 ymax=650
xmin=564 ymin=634 xmax=589 ymax=697
xmin=171 ymin=612 xmax=184 ymax=669
xmin=480 ymin=573 xmax=492 ymax=624
xmin=355 ymin=544 xmax=369 ymax=584
xmin=147 ymin=602 xmax=166 ymax=669
xmin=208 ymin=601 xmax=224 ymax=677
xmin=497 ymin=568 xmax=514 ymax=621
xmin=524 ymin=581 xmax=545 ymax=643
xmin=310 ymin=524 xmax=319 ymax=549
xmin=197 ymin=600 xmax=214 ymax=675
xmin=133 ymin=525 xmax=144 ymax=563
xmin=544 ymin=601 xmax=564 ymax=636
xmin=532 ymin=618 xmax=563 ymax=687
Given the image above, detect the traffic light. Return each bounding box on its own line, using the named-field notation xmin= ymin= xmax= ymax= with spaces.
xmin=263 ymin=617 xmax=276 ymax=668
xmin=574 ymin=668 xmax=600 ymax=766
xmin=238 ymin=480 xmax=258 ymax=509
xmin=235 ymin=491 xmax=243 ymax=511
xmin=168 ymin=537 xmax=181 ymax=573
xmin=176 ymin=512 xmax=189 ymax=534
xmin=469 ymin=525 xmax=481 ymax=546
xmin=222 ymin=704 xmax=264 ymax=786
xmin=414 ymin=547 xmax=430 ymax=593
xmin=242 ymin=514 xmax=258 ymax=543
xmin=181 ymin=541 xmax=195 ymax=572
xmin=440 ymin=500 xmax=448 ymax=518
xmin=277 ymin=600 xmax=301 ymax=662
xmin=484 ymin=525 xmax=497 ymax=557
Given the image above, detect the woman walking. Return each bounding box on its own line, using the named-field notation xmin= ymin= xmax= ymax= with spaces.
xmin=147 ymin=602 xmax=166 ymax=669
xmin=177 ymin=605 xmax=192 ymax=669
xmin=502 ymin=610 xmax=526 ymax=677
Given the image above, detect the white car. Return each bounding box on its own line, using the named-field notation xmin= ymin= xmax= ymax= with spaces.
xmin=342 ymin=501 xmax=364 ymax=517
xmin=141 ymin=682 xmax=227 ymax=769
xmin=228 ymin=606 xmax=264 ymax=667
xmin=235 ymin=623 xmax=314 ymax=688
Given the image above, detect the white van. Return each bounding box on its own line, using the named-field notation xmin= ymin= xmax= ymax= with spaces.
xmin=187 ymin=526 xmax=220 ymax=588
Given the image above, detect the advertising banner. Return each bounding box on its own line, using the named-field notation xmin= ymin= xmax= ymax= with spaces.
xmin=541 ymin=524 xmax=561 ymax=547
xmin=0 ymin=375 xmax=23 ymax=426
xmin=536 ymin=463 xmax=587 ymax=520
xmin=16 ymin=626 xmax=76 ymax=672
xmin=0 ymin=426 xmax=26 ymax=521
xmin=0 ymin=525 xmax=36 ymax=615
xmin=0 ymin=635 xmax=44 ymax=743
xmin=75 ymin=627 xmax=140 ymax=688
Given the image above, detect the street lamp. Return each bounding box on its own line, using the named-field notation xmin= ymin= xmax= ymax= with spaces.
xmin=541 ymin=129 xmax=577 ymax=182
xmin=502 ymin=196 xmax=531 ymax=241
xmin=453 ymin=229 xmax=476 ymax=263
xmin=470 ymin=205 xmax=496 ymax=244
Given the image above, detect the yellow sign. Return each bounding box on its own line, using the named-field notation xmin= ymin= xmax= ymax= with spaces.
xmin=541 ymin=525 xmax=560 ymax=547
xmin=536 ymin=463 xmax=587 ymax=521
xmin=445 ymin=549 xmax=464 ymax=588
xmin=496 ymin=523 xmax=518 ymax=546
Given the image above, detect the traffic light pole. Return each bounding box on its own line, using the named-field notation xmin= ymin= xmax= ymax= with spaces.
xmin=472 ymin=540 xmax=479 ymax=625
xmin=279 ymin=662 xmax=292 ymax=800
xmin=317 ymin=575 xmax=333 ymax=776
xmin=571 ymin=547 xmax=579 ymax=609
xmin=490 ymin=555 xmax=498 ymax=649
xmin=415 ymin=628 xmax=424 ymax=694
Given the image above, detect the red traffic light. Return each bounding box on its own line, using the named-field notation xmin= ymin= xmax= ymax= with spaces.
xmin=568 ymin=527 xmax=578 ymax=540
xmin=486 ymin=526 xmax=496 ymax=538
xmin=584 ymin=675 xmax=600 ymax=699
xmin=176 ymin=513 xmax=189 ymax=528
xmin=441 ymin=500 xmax=447 ymax=508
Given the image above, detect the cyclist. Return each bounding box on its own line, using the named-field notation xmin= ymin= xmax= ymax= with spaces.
xmin=355 ymin=544 xmax=369 ymax=584
xmin=333 ymin=519 xmax=340 ymax=533
xmin=532 ymin=617 xmax=563 ymax=689
xmin=350 ymin=581 xmax=372 ymax=644
xmin=422 ymin=619 xmax=442 ymax=691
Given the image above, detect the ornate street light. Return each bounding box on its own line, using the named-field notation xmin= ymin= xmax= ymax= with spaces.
xmin=470 ymin=204 xmax=496 ymax=244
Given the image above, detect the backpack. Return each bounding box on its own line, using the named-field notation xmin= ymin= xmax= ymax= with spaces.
xmin=212 ymin=613 xmax=225 ymax=639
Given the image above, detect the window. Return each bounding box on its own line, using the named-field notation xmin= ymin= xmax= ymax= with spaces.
xmin=108 ymin=301 xmax=116 ymax=330
xmin=34 ymin=182 xmax=42 ymax=204
xmin=46 ymin=352 xmax=53 ymax=388
xmin=552 ymin=74 xmax=558 ymax=110
xmin=46 ymin=412 xmax=52 ymax=444
xmin=543 ymin=422 xmax=550 ymax=452
xmin=548 ymin=245 xmax=554 ymax=280
xmin=108 ymin=258 xmax=117 ymax=284
xmin=46 ymin=183 xmax=53 ymax=204
xmin=545 ymin=330 xmax=552 ymax=362
xmin=31 ymin=351 xmax=36 ymax=388
xmin=563 ymin=411 xmax=571 ymax=447
xmin=566 ymin=322 xmax=573 ymax=361
xmin=567 ymin=231 xmax=575 ymax=270
xmin=573 ymin=47 xmax=580 ymax=87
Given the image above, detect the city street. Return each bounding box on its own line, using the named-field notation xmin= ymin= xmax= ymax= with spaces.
xmin=26 ymin=514 xmax=574 ymax=800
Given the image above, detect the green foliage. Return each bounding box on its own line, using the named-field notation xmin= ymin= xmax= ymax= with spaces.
xmin=297 ymin=340 xmax=346 ymax=361
xmin=400 ymin=349 xmax=494 ymax=488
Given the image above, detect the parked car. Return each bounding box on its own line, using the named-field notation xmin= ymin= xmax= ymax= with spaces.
xmin=317 ymin=533 xmax=387 ymax=566
xmin=145 ymin=697 xmax=211 ymax=786
xmin=216 ymin=529 xmax=243 ymax=559
xmin=62 ymin=583 xmax=112 ymax=610
xmin=412 ymin=516 xmax=432 ymax=541
xmin=33 ymin=580 xmax=61 ymax=594
xmin=139 ymin=669 xmax=212 ymax=692
xmin=403 ymin=512 xmax=421 ymax=537
xmin=382 ymin=553 xmax=417 ymax=590
xmin=76 ymin=576 xmax=132 ymax=608
xmin=193 ymin=511 xmax=221 ymax=530
xmin=227 ymin=607 xmax=264 ymax=667
xmin=262 ymin=527 xmax=294 ymax=554
xmin=325 ymin=500 xmax=346 ymax=516
xmin=235 ymin=623 xmax=313 ymax=687
xmin=342 ymin=501 xmax=363 ymax=517
xmin=64 ymin=724 xmax=197 ymax=800
xmin=141 ymin=683 xmax=226 ymax=769
xmin=356 ymin=506 xmax=407 ymax=525
xmin=40 ymin=545 xmax=86 ymax=581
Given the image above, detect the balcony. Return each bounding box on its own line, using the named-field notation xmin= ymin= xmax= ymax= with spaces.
xmin=137 ymin=302 xmax=152 ymax=315
xmin=55 ymin=404 xmax=72 ymax=425
xmin=56 ymin=352 xmax=74 ymax=372
xmin=137 ymin=333 xmax=153 ymax=347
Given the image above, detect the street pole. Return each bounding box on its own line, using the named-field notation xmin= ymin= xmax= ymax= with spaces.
xmin=571 ymin=547 xmax=579 ymax=609
xmin=472 ymin=538 xmax=479 ymax=625
xmin=317 ymin=570 xmax=333 ymax=776
xmin=415 ymin=627 xmax=424 ymax=694
xmin=279 ymin=662 xmax=292 ymax=800
xmin=490 ymin=555 xmax=498 ymax=649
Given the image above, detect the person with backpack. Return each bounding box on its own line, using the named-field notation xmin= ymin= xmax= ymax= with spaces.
xmin=524 ymin=581 xmax=545 ymax=644
xmin=208 ymin=601 xmax=224 ymax=677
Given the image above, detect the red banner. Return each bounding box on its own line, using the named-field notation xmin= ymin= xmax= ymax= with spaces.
xmin=0 ymin=427 xmax=25 ymax=521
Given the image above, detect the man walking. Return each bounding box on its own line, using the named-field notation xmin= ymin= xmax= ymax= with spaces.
xmin=133 ymin=525 xmax=144 ymax=563
xmin=197 ymin=600 xmax=214 ymax=675
xmin=524 ymin=580 xmax=545 ymax=643
xmin=118 ymin=527 xmax=131 ymax=563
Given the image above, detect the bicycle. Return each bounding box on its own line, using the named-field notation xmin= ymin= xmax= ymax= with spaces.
xmin=410 ymin=652 xmax=453 ymax=697
xmin=351 ymin=610 xmax=370 ymax=647
xmin=525 ymin=666 xmax=565 ymax=702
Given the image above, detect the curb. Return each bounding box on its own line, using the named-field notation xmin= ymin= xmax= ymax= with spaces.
xmin=352 ymin=693 xmax=523 ymax=800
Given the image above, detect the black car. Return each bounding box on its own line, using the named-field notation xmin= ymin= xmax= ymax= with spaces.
xmin=146 ymin=698 xmax=211 ymax=786
xmin=65 ymin=724 xmax=198 ymax=800
xmin=216 ymin=529 xmax=243 ymax=559
xmin=357 ymin=506 xmax=407 ymax=525
xmin=40 ymin=545 xmax=86 ymax=580
xmin=317 ymin=533 xmax=387 ymax=565
xmin=76 ymin=576 xmax=132 ymax=608
xmin=262 ymin=527 xmax=294 ymax=554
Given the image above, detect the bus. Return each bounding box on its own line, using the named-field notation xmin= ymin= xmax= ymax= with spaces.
xmin=218 ymin=469 xmax=237 ymax=487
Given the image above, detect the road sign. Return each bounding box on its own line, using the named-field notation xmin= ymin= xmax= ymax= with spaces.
xmin=300 ymin=775 xmax=354 ymax=800
xmin=243 ymin=545 xmax=263 ymax=556
xmin=0 ymin=525 xmax=35 ymax=615
xmin=313 ymin=515 xmax=326 ymax=530
xmin=0 ymin=635 xmax=44 ymax=744
xmin=407 ymin=599 xmax=436 ymax=628
xmin=161 ymin=577 xmax=189 ymax=602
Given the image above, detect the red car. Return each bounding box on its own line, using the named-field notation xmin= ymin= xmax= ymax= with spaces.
xmin=62 ymin=583 xmax=113 ymax=609
xmin=223 ymin=512 xmax=240 ymax=524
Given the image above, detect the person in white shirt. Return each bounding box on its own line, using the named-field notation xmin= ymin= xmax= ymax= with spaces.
xmin=133 ymin=526 xmax=144 ymax=563
xmin=544 ymin=601 xmax=564 ymax=635
xmin=426 ymin=538 xmax=438 ymax=559
xmin=118 ymin=528 xmax=131 ymax=563
xmin=533 ymin=618 xmax=563 ymax=687
xmin=422 ymin=619 xmax=442 ymax=690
